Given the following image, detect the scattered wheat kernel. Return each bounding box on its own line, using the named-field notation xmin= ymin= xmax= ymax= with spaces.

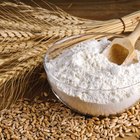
xmin=119 ymin=132 xmax=125 ymax=138
xmin=131 ymin=127 xmax=136 ymax=133
xmin=135 ymin=134 xmax=140 ymax=138
xmin=125 ymin=133 xmax=132 ymax=136
xmin=125 ymin=129 xmax=131 ymax=133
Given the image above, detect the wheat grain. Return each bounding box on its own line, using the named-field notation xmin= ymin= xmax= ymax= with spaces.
xmin=42 ymin=26 xmax=86 ymax=38
xmin=0 ymin=98 xmax=139 ymax=139
xmin=0 ymin=40 xmax=37 ymax=54
xmin=0 ymin=29 xmax=34 ymax=43
xmin=6 ymin=1 xmax=85 ymax=26
xmin=32 ymin=10 xmax=84 ymax=26
xmin=0 ymin=19 xmax=42 ymax=32
xmin=0 ymin=2 xmax=48 ymax=32
xmin=0 ymin=57 xmax=40 ymax=86
xmin=136 ymin=134 xmax=140 ymax=138
xmin=0 ymin=59 xmax=45 ymax=109
xmin=1 ymin=2 xmax=138 ymax=33
xmin=0 ymin=39 xmax=55 ymax=87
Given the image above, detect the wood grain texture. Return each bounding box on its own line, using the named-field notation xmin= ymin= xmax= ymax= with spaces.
xmin=18 ymin=0 xmax=140 ymax=20
xmin=48 ymin=0 xmax=140 ymax=20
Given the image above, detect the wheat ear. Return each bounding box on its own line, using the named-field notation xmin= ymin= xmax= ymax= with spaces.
xmin=0 ymin=40 xmax=37 ymax=54
xmin=0 ymin=29 xmax=35 ymax=43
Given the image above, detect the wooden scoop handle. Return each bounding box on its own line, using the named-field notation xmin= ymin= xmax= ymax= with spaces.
xmin=127 ymin=22 xmax=140 ymax=47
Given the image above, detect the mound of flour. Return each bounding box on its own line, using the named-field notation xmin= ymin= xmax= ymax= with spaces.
xmin=46 ymin=38 xmax=140 ymax=104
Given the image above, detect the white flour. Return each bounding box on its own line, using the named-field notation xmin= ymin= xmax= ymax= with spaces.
xmin=46 ymin=38 xmax=140 ymax=104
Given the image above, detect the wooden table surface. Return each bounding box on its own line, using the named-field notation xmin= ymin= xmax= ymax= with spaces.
xmin=48 ymin=0 xmax=140 ymax=20
xmin=7 ymin=0 xmax=140 ymax=139
xmin=19 ymin=0 xmax=140 ymax=20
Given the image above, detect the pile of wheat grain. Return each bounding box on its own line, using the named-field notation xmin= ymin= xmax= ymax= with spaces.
xmin=0 ymin=92 xmax=139 ymax=140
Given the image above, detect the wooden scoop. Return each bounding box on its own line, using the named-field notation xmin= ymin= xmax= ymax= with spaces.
xmin=104 ymin=22 xmax=140 ymax=65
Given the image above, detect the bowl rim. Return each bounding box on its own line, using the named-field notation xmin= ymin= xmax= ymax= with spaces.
xmin=43 ymin=36 xmax=140 ymax=92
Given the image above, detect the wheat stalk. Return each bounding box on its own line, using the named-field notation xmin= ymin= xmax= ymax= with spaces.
xmin=0 ymin=2 xmax=50 ymax=33
xmin=0 ymin=29 xmax=35 ymax=43
xmin=0 ymin=37 xmax=58 ymax=84
xmin=0 ymin=58 xmax=43 ymax=109
xmin=0 ymin=57 xmax=41 ymax=87
xmin=0 ymin=26 xmax=85 ymax=54
xmin=0 ymin=1 xmax=140 ymax=110
xmin=0 ymin=40 xmax=38 ymax=55
xmin=0 ymin=46 xmax=50 ymax=109
xmin=0 ymin=19 xmax=43 ymax=32
xmin=3 ymin=1 xmax=85 ymax=26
